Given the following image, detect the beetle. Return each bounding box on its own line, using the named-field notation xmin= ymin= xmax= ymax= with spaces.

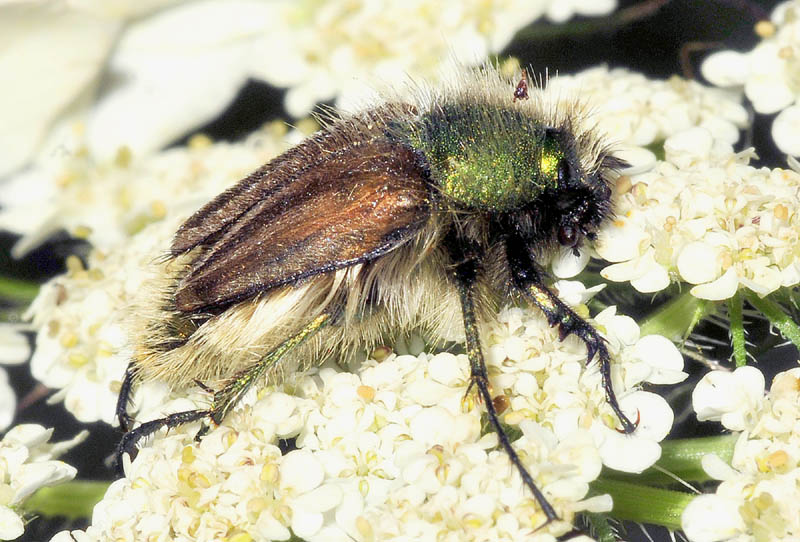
xmin=116 ymin=65 xmax=635 ymax=525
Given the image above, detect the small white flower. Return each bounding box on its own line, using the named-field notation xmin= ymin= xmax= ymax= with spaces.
xmin=773 ymin=104 xmax=800 ymax=156
xmin=682 ymin=493 xmax=747 ymax=542
xmin=551 ymin=246 xmax=590 ymax=278
xmin=590 ymin=391 xmax=673 ymax=473
xmin=0 ymin=425 xmax=83 ymax=541
xmin=684 ymin=366 xmax=800 ymax=541
xmin=692 ymin=366 xmax=765 ymax=431
xmin=0 ymin=506 xmax=24 ymax=541
xmin=553 ymin=280 xmax=606 ymax=308
xmin=701 ymin=0 xmax=800 ymax=155
xmin=545 ymin=0 xmax=617 ymax=23
xmin=0 ymin=326 xmax=30 ymax=366
xmin=594 ymin=306 xmax=688 ymax=388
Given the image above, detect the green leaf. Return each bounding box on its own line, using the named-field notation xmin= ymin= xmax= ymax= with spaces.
xmin=22 ymin=480 xmax=108 ymax=520
xmin=0 ymin=276 xmax=39 ymax=305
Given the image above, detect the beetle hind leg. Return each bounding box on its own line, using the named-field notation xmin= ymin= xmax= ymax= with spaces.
xmin=207 ymin=312 xmax=333 ymax=425
xmin=115 ymin=312 xmax=333 ymax=474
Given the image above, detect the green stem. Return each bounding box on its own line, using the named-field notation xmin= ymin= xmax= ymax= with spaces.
xmin=728 ymin=291 xmax=747 ymax=367
xmin=771 ymin=287 xmax=799 ymax=313
xmin=589 ymin=479 xmax=694 ymax=530
xmin=639 ymin=291 xmax=715 ymax=341
xmin=744 ymin=291 xmax=800 ymax=352
xmin=22 ymin=480 xmax=108 ymax=520
xmin=0 ymin=276 xmax=39 ymax=305
xmin=601 ymin=434 xmax=737 ymax=485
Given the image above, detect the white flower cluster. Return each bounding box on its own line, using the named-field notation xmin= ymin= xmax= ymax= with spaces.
xmin=0 ymin=0 xmax=613 ymax=178
xmin=53 ymin=300 xmax=682 ymax=542
xmin=246 ymin=0 xmax=614 ymax=118
xmin=702 ymin=0 xmax=800 ymax=156
xmin=594 ymin=127 xmax=800 ymax=299
xmin=25 ymin=221 xmax=175 ymax=425
xmin=489 ymin=301 xmax=685 ymax=473
xmin=0 ymin=125 xmax=296 ymax=257
xmin=0 ymin=425 xmax=86 ymax=541
xmin=548 ymin=66 xmax=748 ymax=154
xmin=683 ymin=366 xmax=800 ymax=542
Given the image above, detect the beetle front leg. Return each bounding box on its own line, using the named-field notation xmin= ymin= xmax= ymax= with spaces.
xmin=506 ymin=237 xmax=637 ymax=434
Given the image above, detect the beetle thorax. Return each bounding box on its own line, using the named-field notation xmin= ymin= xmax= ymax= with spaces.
xmin=411 ymin=104 xmax=567 ymax=212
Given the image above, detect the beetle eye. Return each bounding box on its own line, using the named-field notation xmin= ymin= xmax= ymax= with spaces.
xmin=558 ymin=224 xmax=578 ymax=247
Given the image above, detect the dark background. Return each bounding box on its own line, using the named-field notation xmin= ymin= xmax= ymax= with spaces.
xmin=2 ymin=0 xmax=793 ymax=540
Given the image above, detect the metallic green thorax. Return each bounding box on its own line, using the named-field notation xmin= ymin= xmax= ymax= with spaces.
xmin=407 ymin=103 xmax=565 ymax=211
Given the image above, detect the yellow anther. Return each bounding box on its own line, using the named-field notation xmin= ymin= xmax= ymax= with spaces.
xmin=357 ymin=385 xmax=376 ymax=402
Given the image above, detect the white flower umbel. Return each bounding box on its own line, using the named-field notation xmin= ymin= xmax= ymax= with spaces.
xmin=702 ymin=0 xmax=800 ymax=156
xmin=0 ymin=424 xmax=85 ymax=541
xmin=702 ymin=1 xmax=799 ymax=116
xmin=701 ymin=0 xmax=800 ymax=156
xmin=595 ymin=127 xmax=800 ymax=299
xmin=25 ymin=217 xmax=180 ymax=425
xmin=494 ymin=302 xmax=683 ymax=474
xmin=547 ymin=66 xmax=748 ymax=152
xmin=54 ymin=298 xmax=681 ymax=542
xmin=684 ymin=366 xmax=800 ymax=542
xmin=0 ymin=124 xmax=295 ymax=257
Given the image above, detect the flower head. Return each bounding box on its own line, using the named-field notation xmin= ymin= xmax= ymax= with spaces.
xmin=701 ymin=0 xmax=800 ymax=155
xmin=596 ymin=128 xmax=800 ymax=299
xmin=0 ymin=425 xmax=84 ymax=541
xmin=1 ymin=125 xmax=296 ymax=256
xmin=684 ymin=366 xmax=800 ymax=542
xmin=548 ymin=66 xmax=747 ymax=151
xmin=51 ymin=292 xmax=681 ymax=542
